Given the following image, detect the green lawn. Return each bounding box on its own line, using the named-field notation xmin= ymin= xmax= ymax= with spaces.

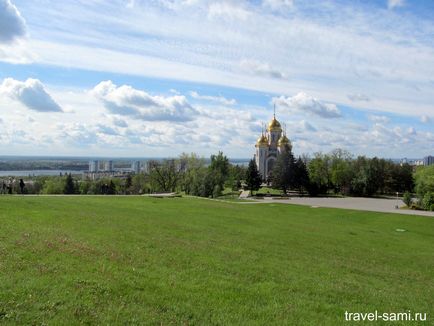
xmin=0 ymin=196 xmax=433 ymax=325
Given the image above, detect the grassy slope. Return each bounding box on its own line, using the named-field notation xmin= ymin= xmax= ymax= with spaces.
xmin=0 ymin=196 xmax=433 ymax=325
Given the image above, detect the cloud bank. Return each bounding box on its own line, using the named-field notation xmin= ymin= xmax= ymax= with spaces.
xmin=91 ymin=80 xmax=198 ymax=121
xmin=240 ymin=59 xmax=286 ymax=80
xmin=273 ymin=92 xmax=342 ymax=119
xmin=0 ymin=78 xmax=63 ymax=112
xmin=189 ymin=91 xmax=236 ymax=105
xmin=388 ymin=0 xmax=404 ymax=9
xmin=0 ymin=0 xmax=26 ymax=43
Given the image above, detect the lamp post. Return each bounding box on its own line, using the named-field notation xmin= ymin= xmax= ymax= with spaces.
xmin=395 ymin=191 xmax=399 ymax=209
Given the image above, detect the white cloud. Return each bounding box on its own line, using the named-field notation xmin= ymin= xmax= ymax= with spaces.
xmin=0 ymin=41 xmax=33 ymax=63
xmin=407 ymin=126 xmax=416 ymax=135
xmin=262 ymin=0 xmax=293 ymax=11
xmin=18 ymin=0 xmax=434 ymax=118
xmin=420 ymin=115 xmax=430 ymax=123
xmin=157 ymin=0 xmax=201 ymax=11
xmin=208 ymin=2 xmax=250 ymax=21
xmin=91 ymin=80 xmax=198 ymax=121
xmin=189 ymin=91 xmax=236 ymax=105
xmin=96 ymin=124 xmax=119 ymax=136
xmin=388 ymin=0 xmax=404 ymax=9
xmin=0 ymin=78 xmax=63 ymax=112
xmin=0 ymin=0 xmax=26 ymax=43
xmin=273 ymin=92 xmax=342 ymax=119
xmin=57 ymin=123 xmax=98 ymax=146
xmin=369 ymin=115 xmax=390 ymax=124
xmin=112 ymin=117 xmax=128 ymax=128
xmin=300 ymin=120 xmax=317 ymax=132
xmin=347 ymin=93 xmax=370 ymax=102
xmin=240 ymin=59 xmax=286 ymax=80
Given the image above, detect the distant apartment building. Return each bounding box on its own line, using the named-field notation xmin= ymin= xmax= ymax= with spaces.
xmin=423 ymin=155 xmax=434 ymax=166
xmin=400 ymin=158 xmax=424 ymax=166
xmin=132 ymin=161 xmax=141 ymax=174
xmin=89 ymin=160 xmax=99 ymax=172
xmin=104 ymin=160 xmax=114 ymax=172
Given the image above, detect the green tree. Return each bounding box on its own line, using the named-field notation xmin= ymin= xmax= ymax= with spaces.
xmin=403 ymin=191 xmax=412 ymax=208
xmin=149 ymin=159 xmax=181 ymax=192
xmin=107 ymin=180 xmax=116 ymax=195
xmin=414 ymin=165 xmax=434 ymax=199
xmin=79 ymin=178 xmax=93 ymax=194
xmin=63 ymin=174 xmax=77 ymax=194
xmin=209 ymin=151 xmax=229 ymax=178
xmin=365 ymin=157 xmax=383 ymax=196
xmin=226 ymin=164 xmax=246 ymax=190
xmin=422 ymin=192 xmax=434 ymax=211
xmin=293 ymin=157 xmax=310 ymax=195
xmin=200 ymin=170 xmax=216 ymax=197
xmin=209 ymin=151 xmax=230 ymax=195
xmin=329 ymin=149 xmax=353 ymax=194
xmin=131 ymin=173 xmax=149 ymax=194
xmin=41 ymin=177 xmax=64 ymax=194
xmin=178 ymin=153 xmax=206 ymax=195
xmin=245 ymin=159 xmax=261 ymax=195
xmin=272 ymin=145 xmax=295 ymax=194
xmin=397 ymin=163 xmax=414 ymax=193
xmin=124 ymin=174 xmax=133 ymax=194
xmin=307 ymin=153 xmax=331 ymax=195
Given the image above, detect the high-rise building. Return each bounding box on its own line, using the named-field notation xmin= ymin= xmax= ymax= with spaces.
xmin=89 ymin=160 xmax=99 ymax=172
xmin=423 ymin=155 xmax=434 ymax=166
xmin=105 ymin=160 xmax=114 ymax=172
xmin=132 ymin=161 xmax=141 ymax=174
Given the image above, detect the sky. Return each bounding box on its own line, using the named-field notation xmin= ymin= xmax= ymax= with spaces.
xmin=0 ymin=0 xmax=433 ymax=159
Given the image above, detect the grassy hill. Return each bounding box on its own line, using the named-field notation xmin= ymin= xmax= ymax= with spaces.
xmin=0 ymin=196 xmax=432 ymax=325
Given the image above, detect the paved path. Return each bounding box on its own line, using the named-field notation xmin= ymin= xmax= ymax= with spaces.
xmin=258 ymin=197 xmax=434 ymax=217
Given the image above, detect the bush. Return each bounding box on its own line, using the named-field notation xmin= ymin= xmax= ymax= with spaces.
xmin=41 ymin=178 xmax=64 ymax=194
xmin=422 ymin=192 xmax=434 ymax=211
xmin=403 ymin=191 xmax=412 ymax=207
xmin=213 ymin=184 xmax=222 ymax=198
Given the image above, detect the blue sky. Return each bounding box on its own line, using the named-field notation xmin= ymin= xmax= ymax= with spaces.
xmin=0 ymin=0 xmax=433 ymax=158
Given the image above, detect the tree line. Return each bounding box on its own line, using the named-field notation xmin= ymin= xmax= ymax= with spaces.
xmin=2 ymin=149 xmax=433 ymax=211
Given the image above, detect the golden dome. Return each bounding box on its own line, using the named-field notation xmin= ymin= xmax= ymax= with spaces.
xmin=267 ymin=117 xmax=282 ymax=132
xmin=278 ymin=134 xmax=290 ymax=146
xmin=256 ymin=134 xmax=268 ymax=147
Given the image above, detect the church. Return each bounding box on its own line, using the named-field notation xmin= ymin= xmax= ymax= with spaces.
xmin=254 ymin=112 xmax=291 ymax=181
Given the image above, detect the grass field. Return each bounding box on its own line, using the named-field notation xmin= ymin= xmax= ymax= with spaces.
xmin=0 ymin=196 xmax=433 ymax=325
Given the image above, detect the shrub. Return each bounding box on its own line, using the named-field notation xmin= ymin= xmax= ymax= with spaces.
xmin=422 ymin=192 xmax=434 ymax=211
xmin=212 ymin=184 xmax=222 ymax=198
xmin=403 ymin=191 xmax=412 ymax=207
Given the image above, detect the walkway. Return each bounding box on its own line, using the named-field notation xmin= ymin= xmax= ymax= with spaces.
xmin=259 ymin=196 xmax=434 ymax=217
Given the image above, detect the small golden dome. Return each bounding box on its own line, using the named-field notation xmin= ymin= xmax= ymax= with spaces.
xmin=256 ymin=134 xmax=268 ymax=147
xmin=267 ymin=117 xmax=282 ymax=131
xmin=278 ymin=134 xmax=290 ymax=146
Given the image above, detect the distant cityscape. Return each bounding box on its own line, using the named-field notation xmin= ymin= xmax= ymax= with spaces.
xmin=87 ymin=155 xmax=434 ymax=181
xmin=85 ymin=160 xmax=145 ymax=180
xmin=400 ymin=156 xmax=434 ymax=167
xmin=0 ymin=155 xmax=432 ymax=178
